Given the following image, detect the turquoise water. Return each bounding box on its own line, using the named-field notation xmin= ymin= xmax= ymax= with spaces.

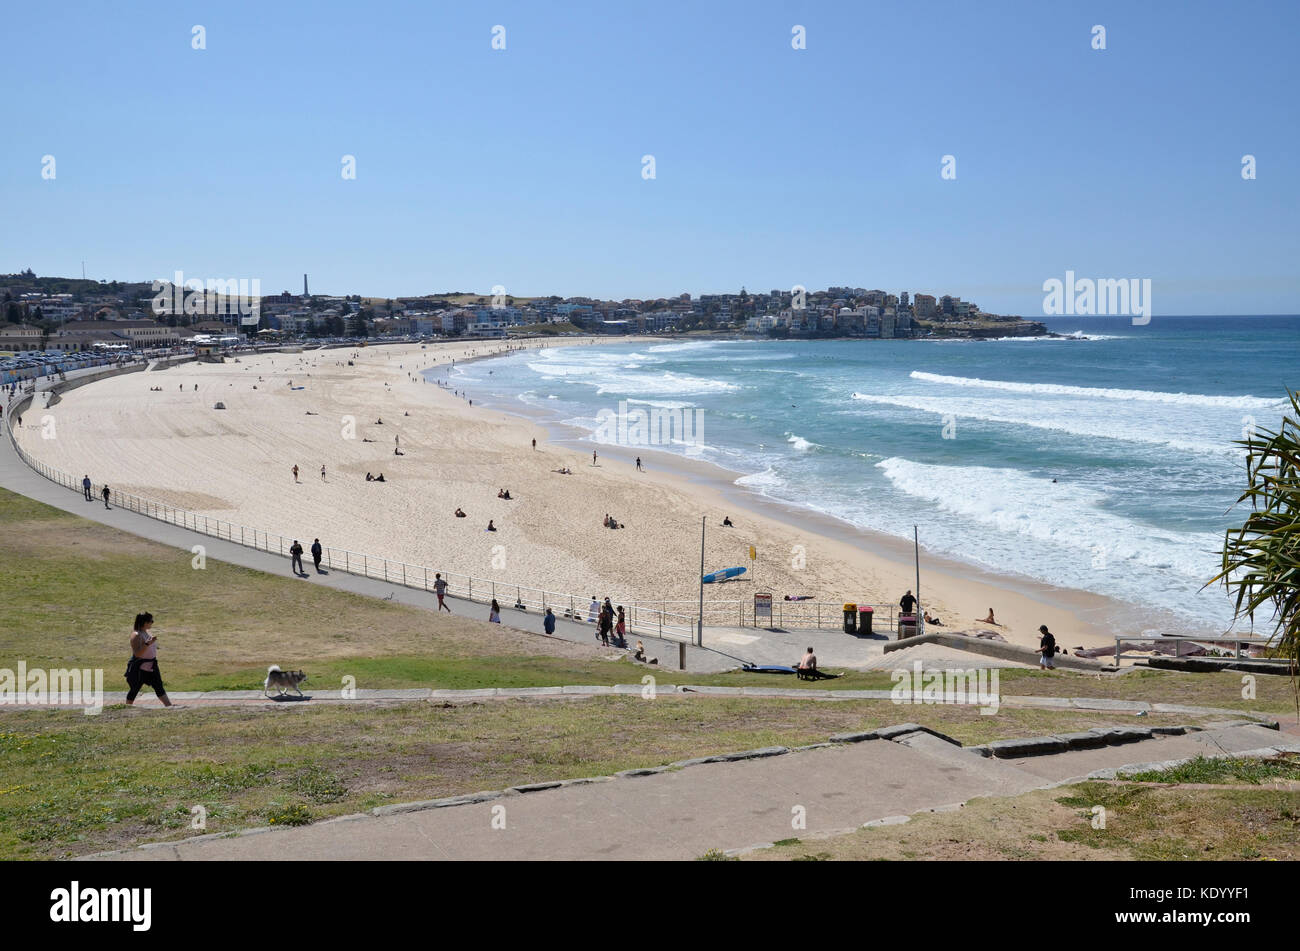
xmin=442 ymin=316 xmax=1300 ymax=634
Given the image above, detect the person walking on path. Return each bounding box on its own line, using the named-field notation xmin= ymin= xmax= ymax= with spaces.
xmin=434 ymin=573 xmax=451 ymax=612
xmin=101 ymin=485 xmax=111 ymax=509
xmin=125 ymin=612 xmax=173 ymax=707
xmin=290 ymin=540 xmax=305 ymax=575
xmin=1038 ymin=624 xmax=1057 ymax=671
xmin=489 ymin=599 xmax=501 ymax=623
xmin=587 ymin=596 xmax=599 ymax=624
xmin=82 ymin=474 xmax=92 ymax=501
xmin=310 ymin=538 xmax=323 ymax=573
xmin=543 ymin=608 xmax=555 ymax=635
xmin=597 ymin=600 xmax=613 ymax=647
xmin=292 ymin=464 xmax=299 ymax=483
xmin=615 ymin=606 xmax=627 ymax=647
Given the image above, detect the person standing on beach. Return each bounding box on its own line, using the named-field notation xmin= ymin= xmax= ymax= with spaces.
xmin=101 ymin=485 xmax=111 ymax=509
xmin=592 ymin=450 xmax=598 ymax=467
xmin=310 ymin=538 xmax=323 ymax=573
xmin=635 ymin=457 xmax=642 ymax=471
xmin=1037 ymin=625 xmax=1057 ymax=671
xmin=290 ymin=539 xmax=305 ymax=575
xmin=292 ymin=464 xmax=299 ymax=483
xmin=434 ymin=573 xmax=451 ymax=612
xmin=543 ymin=608 xmax=555 ymax=635
xmin=82 ymin=474 xmax=92 ymax=501
xmin=532 ymin=438 xmax=536 ymax=451
xmin=320 ymin=465 xmax=326 ymax=481
xmin=125 ymin=612 xmax=172 ymax=707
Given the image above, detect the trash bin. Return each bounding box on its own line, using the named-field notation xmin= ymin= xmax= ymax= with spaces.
xmin=842 ymin=603 xmax=858 ymax=634
xmin=898 ymin=613 xmax=917 ymax=639
xmin=859 ymin=605 xmax=873 ymax=635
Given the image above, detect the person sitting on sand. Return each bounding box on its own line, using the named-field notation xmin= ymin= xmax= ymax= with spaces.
xmin=603 ymin=514 xmax=611 ymax=528
xmin=503 ymin=489 xmax=511 ymax=500
xmin=924 ymin=611 xmax=944 ymax=626
xmin=722 ymin=516 xmax=733 ymax=527
xmin=486 ymin=520 xmax=497 ymax=532
xmin=499 ymin=489 xmax=506 ymax=498
xmin=376 ymin=418 xmax=383 ymax=424
xmin=366 ymin=472 xmax=374 ymax=481
xmin=976 ymin=608 xmax=999 ymax=625
xmin=455 ymin=508 xmax=466 ymax=518
xmin=375 ymin=473 xmax=385 ymax=482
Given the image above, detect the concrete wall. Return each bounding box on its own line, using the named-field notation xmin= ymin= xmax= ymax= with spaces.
xmin=884 ymin=630 xmax=1107 ymax=671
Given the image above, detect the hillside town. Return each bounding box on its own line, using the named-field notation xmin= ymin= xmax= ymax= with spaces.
xmin=0 ymin=269 xmax=1047 ymax=356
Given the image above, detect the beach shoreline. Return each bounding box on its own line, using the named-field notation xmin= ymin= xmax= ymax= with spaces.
xmin=17 ymin=338 xmax=1161 ymax=653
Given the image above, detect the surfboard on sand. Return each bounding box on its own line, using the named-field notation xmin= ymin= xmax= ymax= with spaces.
xmin=702 ymin=566 xmax=746 ymax=584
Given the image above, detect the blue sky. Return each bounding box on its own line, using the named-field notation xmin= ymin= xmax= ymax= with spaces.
xmin=2 ymin=0 xmax=1297 ymax=314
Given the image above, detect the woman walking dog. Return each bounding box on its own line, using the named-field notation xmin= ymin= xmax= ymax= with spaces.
xmin=125 ymin=612 xmax=173 ymax=706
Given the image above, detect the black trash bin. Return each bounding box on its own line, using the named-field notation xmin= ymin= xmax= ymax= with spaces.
xmin=842 ymin=603 xmax=857 ymax=634
xmin=859 ymin=605 xmax=873 ymax=635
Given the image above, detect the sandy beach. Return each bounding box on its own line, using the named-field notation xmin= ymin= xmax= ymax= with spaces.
xmin=17 ymin=339 xmax=1126 ymax=652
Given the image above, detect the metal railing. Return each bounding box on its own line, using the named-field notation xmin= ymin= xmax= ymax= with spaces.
xmin=1112 ymin=634 xmax=1283 ymax=665
xmin=627 ymin=599 xmax=898 ymax=632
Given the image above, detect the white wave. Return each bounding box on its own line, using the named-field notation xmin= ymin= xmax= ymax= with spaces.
xmin=874 ymin=457 xmax=1221 ymax=582
xmin=848 ymin=391 xmax=1236 ymax=457
xmin=908 ymin=371 xmax=1281 ymax=410
xmin=735 ymin=466 xmax=784 ymax=490
xmin=785 ymin=433 xmax=816 ymax=451
xmin=646 ymin=340 xmax=722 ymax=354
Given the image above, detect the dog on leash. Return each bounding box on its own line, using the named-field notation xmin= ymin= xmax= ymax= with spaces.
xmin=264 ymin=665 xmax=308 ymax=698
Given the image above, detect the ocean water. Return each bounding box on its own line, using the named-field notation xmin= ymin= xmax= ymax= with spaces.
xmin=439 ymin=316 xmax=1300 ymax=634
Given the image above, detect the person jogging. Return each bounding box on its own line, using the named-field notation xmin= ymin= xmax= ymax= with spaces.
xmin=310 ymin=538 xmax=323 ymax=573
xmin=82 ymin=474 xmax=92 ymax=501
xmin=290 ymin=540 xmax=305 ymax=575
xmin=125 ymin=612 xmax=173 ymax=706
xmin=434 ymin=573 xmax=451 ymax=612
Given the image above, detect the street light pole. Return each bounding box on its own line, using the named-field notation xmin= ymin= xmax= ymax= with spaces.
xmin=914 ymin=525 xmax=922 ymax=636
xmin=697 ymin=515 xmax=706 ymax=647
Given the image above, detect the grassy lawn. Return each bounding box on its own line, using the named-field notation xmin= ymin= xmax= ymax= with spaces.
xmin=0 ymin=699 xmax=1229 ymax=859
xmin=745 ymin=754 xmax=1300 ymax=862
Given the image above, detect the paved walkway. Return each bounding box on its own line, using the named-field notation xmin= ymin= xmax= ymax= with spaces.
xmin=90 ymin=722 xmax=1299 ymax=861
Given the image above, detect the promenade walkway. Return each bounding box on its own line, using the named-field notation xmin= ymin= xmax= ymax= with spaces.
xmin=88 ymin=720 xmax=1299 ymax=861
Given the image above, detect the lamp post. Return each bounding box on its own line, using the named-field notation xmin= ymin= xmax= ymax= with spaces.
xmin=914 ymin=525 xmax=923 ymax=636
xmin=697 ymin=515 xmax=706 ymax=647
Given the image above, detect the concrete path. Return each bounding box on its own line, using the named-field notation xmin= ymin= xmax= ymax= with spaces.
xmin=91 ymin=722 xmax=1300 ymax=861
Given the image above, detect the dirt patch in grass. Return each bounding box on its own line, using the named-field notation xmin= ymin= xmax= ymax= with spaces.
xmin=748 ymin=770 xmax=1300 ymax=862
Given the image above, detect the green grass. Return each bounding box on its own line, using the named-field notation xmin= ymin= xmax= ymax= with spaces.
xmin=0 ymin=698 xmax=1225 ymax=859
xmin=1120 ymin=755 xmax=1300 ymax=785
